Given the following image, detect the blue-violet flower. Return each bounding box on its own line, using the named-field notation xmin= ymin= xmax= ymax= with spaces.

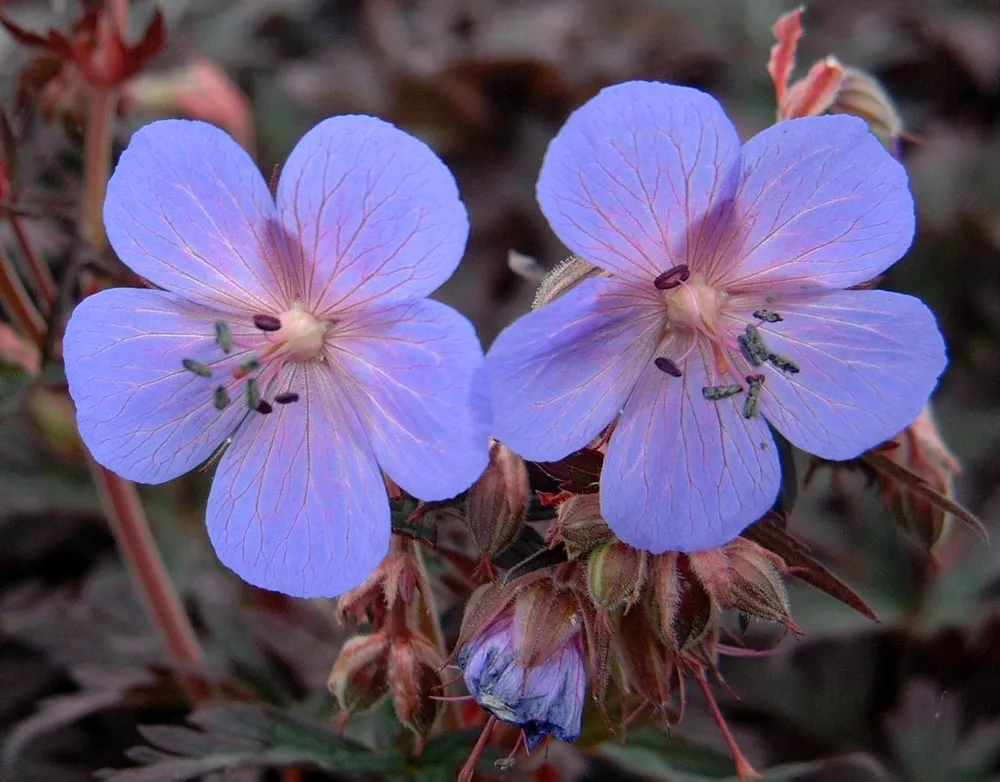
xmin=485 ymin=81 xmax=946 ymax=553
xmin=457 ymin=615 xmax=587 ymax=749
xmin=64 ymin=117 xmax=490 ymax=597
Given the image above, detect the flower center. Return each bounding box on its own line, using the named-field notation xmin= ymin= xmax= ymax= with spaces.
xmin=273 ymin=304 xmax=327 ymax=362
xmin=664 ymin=277 xmax=722 ymax=334
xmin=181 ymin=303 xmax=328 ymax=418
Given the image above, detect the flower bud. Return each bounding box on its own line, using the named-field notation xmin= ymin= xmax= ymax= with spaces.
xmin=457 ymin=614 xmax=586 ymax=749
xmin=586 ymin=541 xmax=648 ymax=614
xmin=513 ymin=580 xmax=583 ymax=668
xmin=328 ymin=631 xmax=390 ymax=713
xmin=650 ymin=554 xmax=716 ymax=651
xmin=123 ymin=58 xmax=255 ymax=151
xmin=336 ymin=551 xmax=421 ymax=625
xmin=615 ymin=604 xmax=675 ymax=711
xmin=881 ymin=404 xmax=960 ymax=546
xmin=689 ymin=539 xmax=796 ymax=631
xmin=550 ymin=493 xmax=615 ymax=560
xmin=464 ymin=440 xmax=530 ymax=562
xmin=388 ymin=634 xmax=445 ymax=736
xmin=0 ymin=323 xmax=41 ymax=376
xmin=532 ymin=255 xmax=606 ymax=308
xmin=828 ymin=68 xmax=904 ymax=155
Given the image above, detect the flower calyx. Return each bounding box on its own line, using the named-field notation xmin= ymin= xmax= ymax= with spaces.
xmin=768 ymin=7 xmax=904 ymax=153
xmin=464 ymin=439 xmax=530 ymax=576
xmin=336 ymin=551 xmax=422 ymax=628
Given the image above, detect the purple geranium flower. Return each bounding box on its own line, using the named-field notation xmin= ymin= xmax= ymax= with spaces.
xmin=457 ymin=615 xmax=587 ymax=749
xmin=64 ymin=117 xmax=490 ymax=597
xmin=486 ymin=81 xmax=947 ymax=553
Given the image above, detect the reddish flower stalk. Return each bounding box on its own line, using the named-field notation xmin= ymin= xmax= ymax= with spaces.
xmin=82 ymin=84 xmax=116 ymax=251
xmin=64 ymin=0 xmax=209 ymax=703
xmin=0 ymin=248 xmax=45 ymax=347
xmin=87 ymin=459 xmax=209 ymax=702
xmin=9 ymin=213 xmax=57 ymax=309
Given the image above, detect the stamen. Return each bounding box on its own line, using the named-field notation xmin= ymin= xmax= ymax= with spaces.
xmin=767 ymin=352 xmax=800 ymax=375
xmin=738 ymin=324 xmax=770 ymax=368
xmin=654 ymin=356 xmax=683 ymax=377
xmin=736 ymin=335 xmax=761 ymax=368
xmin=182 ymin=358 xmax=211 ymax=378
xmin=246 ymin=378 xmax=261 ymax=410
xmin=214 ymin=321 xmax=234 ymax=353
xmin=274 ymin=392 xmax=299 ymax=404
xmin=752 ymin=309 xmax=783 ymax=323
xmin=213 ymin=386 xmax=230 ymax=410
xmin=743 ymin=374 xmax=765 ymax=419
xmin=653 ymin=264 xmax=691 ymax=290
xmin=256 ymin=400 xmax=273 ymax=415
xmin=234 ymin=356 xmax=261 ymax=380
xmin=253 ymin=314 xmax=282 ymax=332
xmin=702 ymin=384 xmax=743 ymax=401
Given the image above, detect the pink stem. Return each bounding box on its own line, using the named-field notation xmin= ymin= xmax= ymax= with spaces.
xmin=10 ymin=214 xmax=57 ymax=309
xmin=87 ymin=459 xmax=210 ymax=701
xmin=78 ymin=49 xmax=210 ymax=701
xmin=81 ymin=85 xmax=117 ymax=252
xmin=0 ymin=248 xmax=45 ymax=347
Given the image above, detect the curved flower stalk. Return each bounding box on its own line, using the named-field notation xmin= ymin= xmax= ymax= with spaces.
xmin=486 ymin=80 xmax=947 ymax=554
xmin=63 ymin=117 xmax=490 ymax=597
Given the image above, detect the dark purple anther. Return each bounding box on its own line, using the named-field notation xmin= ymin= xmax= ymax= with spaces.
xmin=653 ymin=264 xmax=690 ymax=291
xmin=274 ymin=392 xmax=299 ymax=404
xmin=256 ymin=400 xmax=274 ymax=415
xmin=654 ymin=357 xmax=683 ymax=377
xmin=253 ymin=314 xmax=282 ymax=331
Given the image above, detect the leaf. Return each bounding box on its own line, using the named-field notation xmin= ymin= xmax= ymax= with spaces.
xmin=600 ymin=728 xmax=890 ymax=780
xmin=98 ymin=703 xmax=397 ymax=781
xmin=743 ymin=515 xmax=879 ymax=622
xmin=598 ymin=730 xmax=738 ymax=780
xmin=535 ymin=448 xmax=604 ymax=494
xmin=2 ymin=665 xmax=156 ymax=763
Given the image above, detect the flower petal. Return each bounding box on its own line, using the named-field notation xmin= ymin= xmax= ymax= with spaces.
xmin=276 ymin=115 xmax=468 ymax=314
xmin=712 ymin=115 xmax=914 ymax=291
xmin=536 ymin=81 xmax=741 ymax=283
xmin=329 ymin=299 xmax=490 ymax=501
xmin=63 ymin=288 xmax=247 ymax=484
xmin=485 ymin=277 xmax=664 ymax=462
xmin=753 ymin=290 xmax=947 ymax=460
xmin=206 ymin=362 xmax=389 ymax=597
xmin=602 ymin=344 xmax=781 ymax=552
xmin=105 ymin=120 xmax=292 ymax=314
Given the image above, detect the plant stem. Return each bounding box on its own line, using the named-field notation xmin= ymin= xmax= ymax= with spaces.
xmin=87 ymin=458 xmax=211 ymax=701
xmin=10 ymin=214 xmax=57 ymax=309
xmin=0 ymin=249 xmax=45 ymax=347
xmin=78 ymin=47 xmax=210 ymax=702
xmin=406 ymin=536 xmax=461 ymax=729
xmin=81 ymin=85 xmax=117 ymax=252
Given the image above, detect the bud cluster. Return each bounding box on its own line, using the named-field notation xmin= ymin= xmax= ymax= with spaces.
xmin=327 ymin=544 xmax=447 ymax=738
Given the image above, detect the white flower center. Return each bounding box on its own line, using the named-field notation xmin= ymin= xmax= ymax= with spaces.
xmin=664 ymin=277 xmax=722 ymax=334
xmin=274 ymin=303 xmax=327 ymax=362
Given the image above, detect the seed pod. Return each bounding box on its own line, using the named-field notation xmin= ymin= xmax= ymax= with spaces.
xmin=586 ymin=541 xmax=648 ymax=614
xmin=464 ymin=440 xmax=530 ymax=560
xmin=672 ymin=556 xmax=717 ymax=651
xmin=552 ymin=493 xmax=616 ymax=560
xmin=726 ymin=538 xmax=796 ymax=629
xmin=328 ymin=632 xmax=391 ymax=713
xmin=829 ymin=68 xmax=904 ymax=155
xmin=388 ymin=634 xmax=445 ymax=736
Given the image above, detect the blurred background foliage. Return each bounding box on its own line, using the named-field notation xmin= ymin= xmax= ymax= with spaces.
xmin=2 ymin=0 xmax=1000 ymax=780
